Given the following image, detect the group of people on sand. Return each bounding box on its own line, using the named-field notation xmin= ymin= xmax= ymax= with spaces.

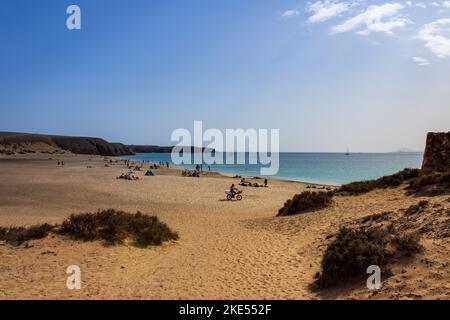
xmin=239 ymin=178 xmax=268 ymax=188
xmin=306 ymin=185 xmax=332 ymax=191
xmin=57 ymin=161 xmax=65 ymax=167
xmin=117 ymin=172 xmax=140 ymax=181
xmin=182 ymin=169 xmax=200 ymax=177
xmin=147 ymin=161 xmax=169 ymax=170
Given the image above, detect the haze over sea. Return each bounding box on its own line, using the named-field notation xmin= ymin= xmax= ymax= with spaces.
xmin=122 ymin=152 xmax=423 ymax=185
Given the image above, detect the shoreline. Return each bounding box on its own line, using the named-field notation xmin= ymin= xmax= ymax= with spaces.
xmin=119 ymin=152 xmax=423 ymax=187
xmin=118 ymin=155 xmax=341 ymax=187
xmin=213 ymin=169 xmax=340 ymax=187
xmin=127 ymin=159 xmax=332 ymax=186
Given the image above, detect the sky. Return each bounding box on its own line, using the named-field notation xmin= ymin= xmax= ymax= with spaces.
xmin=0 ymin=0 xmax=449 ymax=152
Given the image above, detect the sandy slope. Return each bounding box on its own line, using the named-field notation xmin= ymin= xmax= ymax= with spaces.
xmin=0 ymin=155 xmax=448 ymax=299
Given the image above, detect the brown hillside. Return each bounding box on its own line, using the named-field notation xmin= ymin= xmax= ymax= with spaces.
xmin=0 ymin=132 xmax=133 ymax=156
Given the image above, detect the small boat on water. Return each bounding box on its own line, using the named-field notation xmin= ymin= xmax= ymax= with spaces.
xmin=345 ymin=148 xmax=350 ymax=156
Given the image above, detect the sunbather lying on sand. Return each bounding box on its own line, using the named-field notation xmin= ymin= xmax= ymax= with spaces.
xmin=239 ymin=178 xmax=264 ymax=187
xmin=181 ymin=169 xmax=200 ymax=177
xmin=117 ymin=173 xmax=139 ymax=181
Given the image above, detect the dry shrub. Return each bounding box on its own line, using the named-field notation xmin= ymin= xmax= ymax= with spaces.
xmin=58 ymin=209 xmax=178 ymax=247
xmin=407 ymin=171 xmax=450 ymax=195
xmin=277 ymin=191 xmax=333 ymax=216
xmin=336 ymin=168 xmax=421 ymax=195
xmin=405 ymin=200 xmax=429 ymax=215
xmin=316 ymin=225 xmax=421 ymax=288
xmin=0 ymin=224 xmax=54 ymax=246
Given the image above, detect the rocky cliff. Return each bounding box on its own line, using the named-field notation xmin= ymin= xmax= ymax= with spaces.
xmin=421 ymin=132 xmax=450 ymax=173
xmin=0 ymin=132 xmax=134 ymax=156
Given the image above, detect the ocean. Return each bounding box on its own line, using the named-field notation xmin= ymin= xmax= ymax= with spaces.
xmin=121 ymin=152 xmax=424 ymax=185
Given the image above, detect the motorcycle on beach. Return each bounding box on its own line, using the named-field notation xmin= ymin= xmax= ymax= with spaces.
xmin=225 ymin=190 xmax=243 ymax=201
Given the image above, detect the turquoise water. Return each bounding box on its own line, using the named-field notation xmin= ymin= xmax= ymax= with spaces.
xmin=121 ymin=152 xmax=423 ymax=185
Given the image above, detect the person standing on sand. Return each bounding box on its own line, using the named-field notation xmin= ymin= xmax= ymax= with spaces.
xmin=264 ymin=178 xmax=268 ymax=187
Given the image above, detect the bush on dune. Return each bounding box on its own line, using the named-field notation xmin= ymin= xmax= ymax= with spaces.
xmin=58 ymin=209 xmax=178 ymax=247
xmin=407 ymin=170 xmax=450 ymax=195
xmin=336 ymin=168 xmax=421 ymax=195
xmin=0 ymin=224 xmax=54 ymax=246
xmin=0 ymin=210 xmax=178 ymax=248
xmin=392 ymin=233 xmax=422 ymax=252
xmin=277 ymin=191 xmax=333 ymax=216
xmin=316 ymin=225 xmax=422 ymax=288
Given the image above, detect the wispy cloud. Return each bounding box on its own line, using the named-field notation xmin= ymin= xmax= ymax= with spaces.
xmin=282 ymin=9 xmax=300 ymax=18
xmin=412 ymin=56 xmax=431 ymax=65
xmin=306 ymin=1 xmax=352 ymax=23
xmin=417 ymin=18 xmax=450 ymax=57
xmin=415 ymin=2 xmax=427 ymax=9
xmin=428 ymin=1 xmax=450 ymax=8
xmin=291 ymin=1 xmax=450 ymax=64
xmin=331 ymin=3 xmax=411 ymax=35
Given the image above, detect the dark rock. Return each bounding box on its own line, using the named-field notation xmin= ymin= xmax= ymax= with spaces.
xmin=422 ymin=132 xmax=450 ymax=173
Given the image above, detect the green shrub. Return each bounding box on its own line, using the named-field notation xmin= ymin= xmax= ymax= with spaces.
xmin=0 ymin=210 xmax=178 ymax=248
xmin=58 ymin=209 xmax=178 ymax=247
xmin=277 ymin=191 xmax=333 ymax=216
xmin=336 ymin=168 xmax=421 ymax=195
xmin=0 ymin=224 xmax=54 ymax=246
xmin=134 ymin=220 xmax=179 ymax=247
xmin=316 ymin=227 xmax=389 ymax=287
xmin=316 ymin=225 xmax=421 ymax=288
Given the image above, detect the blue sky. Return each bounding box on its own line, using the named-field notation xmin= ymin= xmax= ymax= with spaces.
xmin=0 ymin=0 xmax=449 ymax=152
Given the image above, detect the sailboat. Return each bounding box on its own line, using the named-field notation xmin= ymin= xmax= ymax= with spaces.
xmin=345 ymin=148 xmax=350 ymax=156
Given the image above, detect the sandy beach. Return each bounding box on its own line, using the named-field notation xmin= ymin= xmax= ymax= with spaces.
xmin=0 ymin=154 xmax=448 ymax=300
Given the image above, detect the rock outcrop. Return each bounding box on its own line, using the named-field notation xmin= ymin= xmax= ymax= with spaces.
xmin=421 ymin=132 xmax=450 ymax=173
xmin=0 ymin=132 xmax=134 ymax=156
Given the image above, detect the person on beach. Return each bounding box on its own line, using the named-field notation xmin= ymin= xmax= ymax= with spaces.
xmin=229 ymin=183 xmax=239 ymax=195
xmin=264 ymin=178 xmax=268 ymax=187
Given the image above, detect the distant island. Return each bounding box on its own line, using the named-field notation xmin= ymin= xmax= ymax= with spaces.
xmin=396 ymin=148 xmax=422 ymax=153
